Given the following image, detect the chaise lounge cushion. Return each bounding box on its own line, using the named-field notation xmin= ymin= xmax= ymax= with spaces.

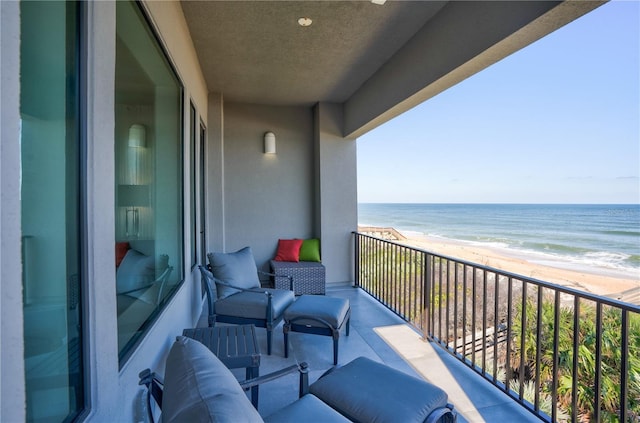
xmin=215 ymin=288 xmax=295 ymax=320
xmin=208 ymin=247 xmax=261 ymax=299
xmin=310 ymin=357 xmax=449 ymax=423
xmin=162 ymin=336 xmax=263 ymax=423
xmin=264 ymin=394 xmax=350 ymax=423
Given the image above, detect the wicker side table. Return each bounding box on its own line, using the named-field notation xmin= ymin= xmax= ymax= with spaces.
xmin=270 ymin=260 xmax=326 ymax=295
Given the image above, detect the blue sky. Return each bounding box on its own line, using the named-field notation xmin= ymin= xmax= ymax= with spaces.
xmin=357 ymin=1 xmax=640 ymax=204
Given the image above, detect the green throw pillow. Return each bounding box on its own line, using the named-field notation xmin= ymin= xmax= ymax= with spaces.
xmin=299 ymin=238 xmax=321 ymax=262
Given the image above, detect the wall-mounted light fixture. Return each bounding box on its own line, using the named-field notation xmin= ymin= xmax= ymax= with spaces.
xmin=264 ymin=131 xmax=276 ymax=154
xmin=128 ymin=124 xmax=146 ymax=148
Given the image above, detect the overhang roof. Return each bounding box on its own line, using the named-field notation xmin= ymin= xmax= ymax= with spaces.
xmin=180 ymin=0 xmax=603 ymax=137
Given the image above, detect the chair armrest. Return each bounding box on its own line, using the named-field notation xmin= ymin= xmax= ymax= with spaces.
xmin=139 ymin=369 xmax=164 ymax=422
xmin=425 ymin=403 xmax=457 ymax=423
xmin=207 ymin=269 xmax=272 ymax=295
xmin=260 ymin=270 xmax=295 ymax=291
xmin=239 ymin=362 xmax=309 ymax=398
xmin=118 ymin=266 xmax=173 ymax=302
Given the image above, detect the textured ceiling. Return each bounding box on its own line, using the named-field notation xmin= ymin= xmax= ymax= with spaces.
xmin=180 ymin=1 xmax=447 ymax=106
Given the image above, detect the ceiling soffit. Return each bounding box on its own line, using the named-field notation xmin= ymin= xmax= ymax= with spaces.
xmin=180 ymin=1 xmax=447 ymax=106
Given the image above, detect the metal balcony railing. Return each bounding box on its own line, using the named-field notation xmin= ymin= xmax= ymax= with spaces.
xmin=353 ymin=232 xmax=640 ymax=423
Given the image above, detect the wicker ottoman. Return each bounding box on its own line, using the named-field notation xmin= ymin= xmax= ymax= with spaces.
xmin=270 ymin=260 xmax=326 ymax=295
xmin=283 ymin=295 xmax=350 ymax=365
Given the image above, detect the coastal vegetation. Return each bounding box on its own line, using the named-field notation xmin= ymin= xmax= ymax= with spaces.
xmin=510 ymin=299 xmax=640 ymax=421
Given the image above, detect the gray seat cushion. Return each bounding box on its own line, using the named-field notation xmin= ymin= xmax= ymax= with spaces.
xmin=263 ymin=394 xmax=351 ymax=423
xmin=162 ymin=336 xmax=264 ymax=423
xmin=284 ymin=295 xmax=349 ymax=328
xmin=309 ymin=356 xmax=449 ymax=423
xmin=216 ymin=288 xmax=295 ymax=320
xmin=208 ymin=247 xmax=261 ymax=298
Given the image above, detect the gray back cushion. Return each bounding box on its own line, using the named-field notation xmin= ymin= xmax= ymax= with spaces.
xmin=162 ymin=336 xmax=264 ymax=423
xmin=208 ymin=247 xmax=260 ymax=298
xmin=115 ymin=249 xmax=155 ymax=294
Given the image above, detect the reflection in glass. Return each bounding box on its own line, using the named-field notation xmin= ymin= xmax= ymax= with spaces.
xmin=115 ymin=0 xmax=183 ymax=362
xmin=20 ymin=1 xmax=84 ymax=421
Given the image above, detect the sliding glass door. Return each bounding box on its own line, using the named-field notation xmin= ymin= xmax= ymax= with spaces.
xmin=20 ymin=1 xmax=84 ymax=421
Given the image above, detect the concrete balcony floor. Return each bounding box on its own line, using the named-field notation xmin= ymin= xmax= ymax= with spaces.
xmin=222 ymin=285 xmax=540 ymax=422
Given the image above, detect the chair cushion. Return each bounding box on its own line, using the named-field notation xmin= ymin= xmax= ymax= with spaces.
xmin=115 ymin=242 xmax=130 ymax=267
xmin=263 ymin=394 xmax=350 ymax=423
xmin=208 ymin=247 xmax=260 ymax=298
xmin=284 ymin=295 xmax=349 ymax=328
xmin=163 ymin=336 xmax=264 ymax=423
xmin=116 ymin=249 xmax=155 ymax=294
xmin=309 ymin=357 xmax=449 ymax=423
xmin=216 ymin=288 xmax=295 ymax=320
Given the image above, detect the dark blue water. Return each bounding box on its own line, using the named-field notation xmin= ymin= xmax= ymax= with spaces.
xmin=358 ymin=204 xmax=640 ymax=276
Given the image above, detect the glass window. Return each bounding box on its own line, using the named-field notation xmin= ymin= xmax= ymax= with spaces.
xmin=199 ymin=122 xmax=207 ymax=267
xmin=20 ymin=1 xmax=84 ymax=421
xmin=115 ymin=0 xmax=183 ymax=363
xmin=190 ymin=102 xmax=197 ymax=268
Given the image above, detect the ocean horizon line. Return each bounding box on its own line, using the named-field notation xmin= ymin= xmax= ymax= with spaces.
xmin=357 ymin=203 xmax=640 ymax=277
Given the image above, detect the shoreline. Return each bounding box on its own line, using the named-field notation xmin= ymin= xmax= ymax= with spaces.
xmin=359 ymin=226 xmax=640 ymax=303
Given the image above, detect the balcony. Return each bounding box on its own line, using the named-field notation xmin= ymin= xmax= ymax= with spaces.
xmin=352 ymin=232 xmax=639 ymax=422
xmin=251 ymin=285 xmax=533 ymax=422
xmin=236 ymin=233 xmax=639 ymax=423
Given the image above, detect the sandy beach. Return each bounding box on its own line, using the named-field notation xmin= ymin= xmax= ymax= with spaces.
xmin=361 ymin=227 xmax=640 ymax=304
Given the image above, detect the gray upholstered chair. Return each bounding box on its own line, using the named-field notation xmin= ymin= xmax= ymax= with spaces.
xmin=200 ymin=247 xmax=295 ymax=354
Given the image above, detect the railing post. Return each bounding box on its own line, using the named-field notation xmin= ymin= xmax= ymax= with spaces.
xmin=353 ymin=232 xmax=360 ymax=288
xmin=620 ymin=309 xmax=629 ymax=422
xmin=423 ymin=252 xmax=431 ymax=340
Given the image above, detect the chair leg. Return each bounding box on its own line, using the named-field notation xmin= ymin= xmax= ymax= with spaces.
xmin=283 ymin=323 xmax=290 ymax=358
xmin=267 ymin=328 xmax=273 ymax=355
xmin=246 ymin=366 xmax=259 ymax=408
xmin=332 ymin=329 xmax=339 ymax=365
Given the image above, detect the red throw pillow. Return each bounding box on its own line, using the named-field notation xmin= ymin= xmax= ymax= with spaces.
xmin=274 ymin=239 xmax=303 ymax=262
xmin=116 ymin=242 xmax=130 ymax=267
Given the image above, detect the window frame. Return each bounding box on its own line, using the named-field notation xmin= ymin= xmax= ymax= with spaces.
xmin=115 ymin=0 xmax=186 ymax=366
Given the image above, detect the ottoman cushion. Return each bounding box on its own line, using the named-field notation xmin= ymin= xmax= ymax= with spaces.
xmin=284 ymin=295 xmax=349 ymax=328
xmin=309 ymin=357 xmax=449 ymax=423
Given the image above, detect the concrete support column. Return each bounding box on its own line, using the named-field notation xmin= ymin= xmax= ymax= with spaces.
xmin=314 ymin=103 xmax=357 ymax=284
xmin=207 ymin=93 xmax=225 ymax=252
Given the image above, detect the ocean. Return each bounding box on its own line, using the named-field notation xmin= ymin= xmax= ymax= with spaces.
xmin=358 ymin=203 xmax=640 ymax=279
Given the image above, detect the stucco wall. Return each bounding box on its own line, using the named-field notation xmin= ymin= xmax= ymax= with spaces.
xmin=206 ymin=99 xmax=358 ymax=284
xmin=221 ymin=102 xmax=316 ymax=273
xmin=316 ymin=103 xmax=358 ymax=284
xmin=1 ymin=2 xmax=26 ymax=421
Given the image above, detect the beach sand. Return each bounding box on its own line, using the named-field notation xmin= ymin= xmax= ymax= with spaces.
xmin=362 ymin=228 xmax=640 ymax=304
